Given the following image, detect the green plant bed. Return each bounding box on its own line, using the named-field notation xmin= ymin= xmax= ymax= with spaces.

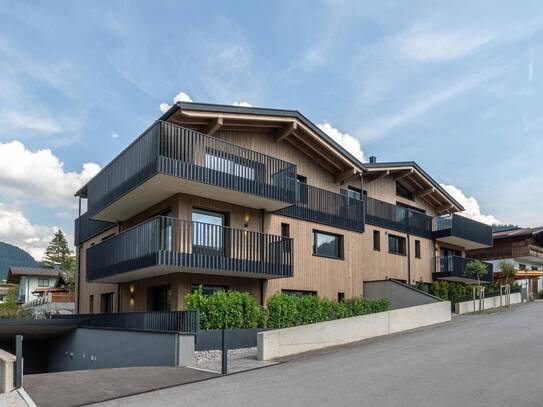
xmin=185 ymin=287 xmax=390 ymax=330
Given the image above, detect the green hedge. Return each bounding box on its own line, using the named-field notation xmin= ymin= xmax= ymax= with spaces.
xmin=185 ymin=288 xmax=390 ymax=330
xmin=185 ymin=288 xmax=266 ymax=329
xmin=266 ymin=294 xmax=390 ymax=328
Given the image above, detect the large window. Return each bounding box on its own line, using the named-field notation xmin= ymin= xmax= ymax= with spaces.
xmin=192 ymin=209 xmax=226 ymax=254
xmin=396 ymin=182 xmax=416 ymax=201
xmin=313 ymin=231 xmax=343 ymax=259
xmin=347 ymin=186 xmax=362 ymax=200
xmin=148 ymin=285 xmax=172 ymax=311
xmin=100 ymin=292 xmax=114 ymax=313
xmin=205 ymin=152 xmax=256 ymax=180
xmin=388 ymin=234 xmax=406 ymax=256
xmin=192 ymin=284 xmax=228 ymax=296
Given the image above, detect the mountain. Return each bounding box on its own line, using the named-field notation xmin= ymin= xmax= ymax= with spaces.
xmin=0 ymin=242 xmax=39 ymax=281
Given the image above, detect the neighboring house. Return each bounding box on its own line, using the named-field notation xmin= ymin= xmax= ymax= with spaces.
xmin=22 ymin=271 xmax=75 ymax=317
xmin=468 ymin=227 xmax=543 ymax=297
xmin=73 ymin=102 xmax=493 ymax=314
xmin=7 ymin=266 xmax=60 ymax=304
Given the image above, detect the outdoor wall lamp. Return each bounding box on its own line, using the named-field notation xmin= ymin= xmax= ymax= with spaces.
xmin=129 ymin=285 xmax=135 ymax=306
xmin=244 ymin=213 xmax=251 ymax=228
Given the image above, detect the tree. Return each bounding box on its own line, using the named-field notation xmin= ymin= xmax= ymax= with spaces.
xmin=0 ymin=287 xmax=32 ymax=319
xmin=499 ymin=261 xmax=516 ymax=287
xmin=42 ymin=230 xmax=74 ymax=271
xmin=41 ymin=230 xmax=75 ymax=291
xmin=464 ymin=260 xmax=489 ymax=288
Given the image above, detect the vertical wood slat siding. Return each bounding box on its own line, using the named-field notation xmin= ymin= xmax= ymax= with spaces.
xmin=365 ymin=196 xmax=432 ymax=238
xmin=275 ymin=183 xmax=365 ymax=232
xmin=86 ymin=216 xmax=293 ymax=282
xmin=432 ymin=255 xmax=493 ymax=283
xmin=432 ymin=214 xmax=493 ymax=247
xmin=85 ymin=121 xmax=297 ymax=218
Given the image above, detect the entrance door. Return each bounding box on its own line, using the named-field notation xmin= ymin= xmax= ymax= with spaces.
xmin=147 ymin=285 xmax=172 ymax=311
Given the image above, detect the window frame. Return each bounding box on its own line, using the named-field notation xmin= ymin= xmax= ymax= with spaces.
xmin=37 ymin=278 xmax=49 ymax=287
xmin=388 ymin=234 xmax=407 ymax=256
xmin=281 ymin=289 xmax=317 ymax=297
xmin=312 ymin=230 xmax=344 ymax=260
xmin=373 ymin=230 xmax=381 ymax=251
xmin=415 ymin=240 xmax=421 ymax=259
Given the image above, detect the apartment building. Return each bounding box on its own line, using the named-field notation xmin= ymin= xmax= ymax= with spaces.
xmin=468 ymin=227 xmax=543 ymax=295
xmin=74 ymin=102 xmax=493 ymax=313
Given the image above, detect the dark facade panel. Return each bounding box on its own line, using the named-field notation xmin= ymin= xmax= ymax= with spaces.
xmin=433 ymin=214 xmax=493 ymax=247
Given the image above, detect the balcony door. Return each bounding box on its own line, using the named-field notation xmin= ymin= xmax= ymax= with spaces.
xmin=192 ymin=209 xmax=227 ymax=257
xmin=439 ymin=248 xmax=461 ymax=273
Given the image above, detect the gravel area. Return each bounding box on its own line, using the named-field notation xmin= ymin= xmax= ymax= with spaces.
xmin=194 ymin=347 xmax=257 ymax=364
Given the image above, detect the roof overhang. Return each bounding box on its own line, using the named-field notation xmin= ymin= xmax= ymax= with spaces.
xmin=160 ymin=102 xmax=366 ymax=181
xmin=364 ymin=162 xmax=464 ymax=214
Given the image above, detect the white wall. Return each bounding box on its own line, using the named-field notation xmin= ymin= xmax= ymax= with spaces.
xmin=257 ymin=302 xmax=451 ymax=361
xmin=19 ymin=276 xmax=57 ymax=303
xmin=455 ymin=292 xmax=522 ymax=314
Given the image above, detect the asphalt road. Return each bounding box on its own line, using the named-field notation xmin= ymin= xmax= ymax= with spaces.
xmin=96 ymin=302 xmax=543 ymax=407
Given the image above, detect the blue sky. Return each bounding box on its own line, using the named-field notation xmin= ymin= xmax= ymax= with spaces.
xmin=0 ymin=0 xmax=541 ymax=258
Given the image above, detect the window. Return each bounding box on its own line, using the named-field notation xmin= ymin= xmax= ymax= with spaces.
xmin=205 ymin=152 xmax=256 ymax=180
xmin=100 ymin=293 xmax=114 ymax=313
xmin=192 ymin=209 xmax=226 ymax=253
xmin=396 ymin=202 xmax=426 ymax=214
xmin=192 ymin=284 xmax=228 ymax=296
xmin=415 ymin=240 xmax=421 ymax=259
xmin=38 ymin=278 xmax=49 ymax=287
xmin=147 ymin=285 xmax=172 ymax=311
xmin=281 ymin=223 xmax=290 ymax=238
xmin=296 ymin=175 xmax=307 ymax=184
xmin=347 ymin=186 xmax=362 ymax=200
xmin=532 ymin=266 xmax=538 ymax=271
xmin=281 ymin=289 xmax=317 ymax=297
xmin=396 ymin=182 xmax=416 ymax=201
xmin=519 ymin=264 xmax=526 ymax=271
xmin=373 ymin=230 xmax=381 ymax=251
xmin=89 ymin=295 xmax=94 ymax=313
xmin=388 ymin=234 xmax=406 ymax=256
xmin=313 ymin=231 xmax=343 ymax=259
xmin=338 ymin=292 xmax=345 ymax=302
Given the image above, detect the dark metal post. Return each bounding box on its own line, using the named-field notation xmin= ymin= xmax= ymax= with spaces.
xmin=221 ymin=328 xmax=227 ymax=375
xmin=15 ymin=335 xmax=23 ymax=388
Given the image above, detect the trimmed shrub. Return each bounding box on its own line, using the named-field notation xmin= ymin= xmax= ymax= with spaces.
xmin=185 ymin=287 xmax=266 ymax=329
xmin=266 ymin=293 xmax=390 ymax=329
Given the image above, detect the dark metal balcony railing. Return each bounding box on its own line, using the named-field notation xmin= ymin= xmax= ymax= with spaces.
xmin=86 ymin=121 xmax=297 ymax=218
xmin=365 ymin=197 xmax=432 ymax=238
xmin=432 ymin=214 xmax=493 ymax=247
xmin=52 ymin=311 xmax=199 ymax=334
xmin=432 ymin=255 xmax=493 ymax=283
xmin=275 ymin=183 xmax=365 ymax=232
xmin=86 ymin=216 xmax=293 ymax=282
xmin=74 ymin=212 xmax=116 ymax=245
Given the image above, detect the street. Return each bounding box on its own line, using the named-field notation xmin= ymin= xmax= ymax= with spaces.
xmin=96 ymin=302 xmax=543 ymax=407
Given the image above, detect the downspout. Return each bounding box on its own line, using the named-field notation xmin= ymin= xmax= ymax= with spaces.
xmin=260 ymin=209 xmax=265 ymax=306
xmin=76 ymin=196 xmax=82 ymax=313
xmin=407 ymin=234 xmax=411 ymax=285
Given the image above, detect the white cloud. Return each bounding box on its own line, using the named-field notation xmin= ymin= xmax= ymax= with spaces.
xmin=159 ymin=90 xmax=193 ymax=112
xmin=440 ymin=184 xmax=500 ymax=225
xmin=233 ymin=101 xmax=252 ymax=107
xmin=173 ymin=91 xmax=192 ymax=103
xmin=0 ymin=140 xmax=100 ymax=210
xmin=396 ymin=28 xmax=494 ymax=61
xmin=0 ymin=203 xmax=58 ymax=260
xmin=112 ymin=132 xmax=119 ymax=139
xmin=0 ymin=109 xmax=61 ymax=133
xmin=317 ymin=123 xmax=365 ymax=162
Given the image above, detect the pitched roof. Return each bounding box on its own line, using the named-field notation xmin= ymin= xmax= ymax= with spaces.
xmin=7 ymin=266 xmax=59 ymax=278
xmin=493 ymin=227 xmax=543 ymax=239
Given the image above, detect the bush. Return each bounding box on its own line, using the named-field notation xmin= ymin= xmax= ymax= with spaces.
xmin=266 ymin=293 xmax=390 ymax=329
xmin=185 ymin=287 xmax=266 ymax=329
xmin=0 ymin=287 xmax=32 ymax=319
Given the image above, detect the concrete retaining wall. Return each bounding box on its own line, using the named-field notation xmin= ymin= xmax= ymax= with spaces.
xmin=364 ymin=280 xmax=442 ymax=310
xmin=257 ymin=301 xmax=451 ymax=361
xmin=48 ymin=327 xmax=194 ymax=372
xmin=455 ymin=292 xmax=521 ymax=314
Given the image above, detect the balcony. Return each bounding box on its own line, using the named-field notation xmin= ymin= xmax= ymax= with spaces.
xmin=432 ymin=256 xmax=493 ymax=284
xmin=75 ymin=212 xmax=116 ymax=245
xmin=512 ymin=244 xmax=543 ymax=264
xmin=86 ymin=216 xmax=293 ymax=283
xmin=365 ymin=197 xmax=432 ymax=238
xmin=84 ymin=121 xmax=297 ymax=222
xmin=275 ymin=183 xmax=365 ymax=232
xmin=432 ymin=214 xmax=492 ymax=250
